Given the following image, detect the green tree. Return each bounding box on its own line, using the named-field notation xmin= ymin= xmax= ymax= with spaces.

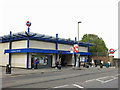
xmin=80 ymin=34 xmax=108 ymax=56
xmin=68 ymin=38 xmax=71 ymax=40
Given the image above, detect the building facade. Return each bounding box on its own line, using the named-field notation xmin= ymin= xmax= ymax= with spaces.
xmin=0 ymin=30 xmax=93 ymax=69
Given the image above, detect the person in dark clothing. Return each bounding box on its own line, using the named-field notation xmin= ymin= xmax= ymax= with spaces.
xmin=55 ymin=60 xmax=59 ymax=69
xmin=31 ymin=57 xmax=34 ymax=69
xmin=58 ymin=58 xmax=61 ymax=70
xmin=35 ymin=59 xmax=39 ymax=69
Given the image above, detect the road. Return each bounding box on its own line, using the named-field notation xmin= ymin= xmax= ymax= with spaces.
xmin=2 ymin=67 xmax=119 ymax=89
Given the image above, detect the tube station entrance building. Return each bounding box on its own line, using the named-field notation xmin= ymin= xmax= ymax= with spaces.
xmin=0 ymin=31 xmax=93 ymax=69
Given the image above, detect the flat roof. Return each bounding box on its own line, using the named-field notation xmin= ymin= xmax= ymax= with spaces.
xmin=0 ymin=31 xmax=94 ymax=46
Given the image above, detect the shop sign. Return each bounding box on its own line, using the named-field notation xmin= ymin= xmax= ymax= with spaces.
xmin=11 ymin=50 xmax=21 ymax=53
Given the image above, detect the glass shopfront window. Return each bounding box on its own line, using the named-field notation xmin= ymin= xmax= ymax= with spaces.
xmin=31 ymin=53 xmax=52 ymax=69
xmin=39 ymin=56 xmax=48 ymax=65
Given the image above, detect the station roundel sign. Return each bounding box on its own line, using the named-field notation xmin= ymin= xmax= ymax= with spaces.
xmin=26 ymin=21 xmax=31 ymax=27
xmin=109 ymin=48 xmax=115 ymax=54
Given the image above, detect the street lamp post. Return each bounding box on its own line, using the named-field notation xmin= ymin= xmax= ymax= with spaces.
xmin=76 ymin=21 xmax=82 ymax=68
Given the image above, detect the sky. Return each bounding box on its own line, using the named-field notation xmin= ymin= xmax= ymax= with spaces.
xmin=0 ymin=0 xmax=119 ymax=58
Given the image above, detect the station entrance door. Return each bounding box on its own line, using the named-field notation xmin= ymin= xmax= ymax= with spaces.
xmin=59 ymin=54 xmax=72 ymax=66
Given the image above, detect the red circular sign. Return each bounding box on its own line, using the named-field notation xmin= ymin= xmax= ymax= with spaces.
xmin=109 ymin=48 xmax=115 ymax=54
xmin=26 ymin=21 xmax=31 ymax=27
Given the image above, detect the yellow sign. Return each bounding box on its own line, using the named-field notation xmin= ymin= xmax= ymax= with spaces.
xmin=77 ymin=53 xmax=80 ymax=56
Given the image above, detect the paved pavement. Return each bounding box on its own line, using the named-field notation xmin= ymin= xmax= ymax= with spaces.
xmin=2 ymin=66 xmax=114 ymax=77
xmin=2 ymin=66 xmax=76 ymax=77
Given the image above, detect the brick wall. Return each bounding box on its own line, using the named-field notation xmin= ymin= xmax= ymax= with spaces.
xmin=92 ymin=56 xmax=109 ymax=63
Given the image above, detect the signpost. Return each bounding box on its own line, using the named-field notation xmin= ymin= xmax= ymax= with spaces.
xmin=70 ymin=44 xmax=79 ymax=68
xmin=26 ymin=21 xmax=31 ymax=69
xmin=73 ymin=44 xmax=79 ymax=68
xmin=71 ymin=46 xmax=75 ymax=68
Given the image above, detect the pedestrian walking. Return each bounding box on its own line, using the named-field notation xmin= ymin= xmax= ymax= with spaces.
xmin=91 ymin=58 xmax=94 ymax=67
xmin=108 ymin=61 xmax=111 ymax=67
xmin=58 ymin=58 xmax=61 ymax=70
xmin=35 ymin=59 xmax=39 ymax=69
xmin=55 ymin=59 xmax=59 ymax=69
xmin=100 ymin=63 xmax=103 ymax=68
xmin=59 ymin=58 xmax=61 ymax=65
xmin=106 ymin=61 xmax=110 ymax=68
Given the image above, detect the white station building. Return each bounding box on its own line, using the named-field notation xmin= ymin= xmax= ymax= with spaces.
xmin=0 ymin=30 xmax=93 ymax=69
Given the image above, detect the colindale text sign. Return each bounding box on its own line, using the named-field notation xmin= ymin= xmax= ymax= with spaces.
xmin=10 ymin=50 xmax=21 ymax=53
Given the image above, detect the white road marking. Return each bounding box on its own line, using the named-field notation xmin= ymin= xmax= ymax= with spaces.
xmin=53 ymin=85 xmax=69 ymax=88
xmin=111 ymin=76 xmax=118 ymax=79
xmin=73 ymin=84 xmax=84 ymax=88
xmin=53 ymin=74 xmax=118 ymax=88
xmin=96 ymin=79 xmax=105 ymax=83
xmin=84 ymin=75 xmax=118 ymax=84
xmin=85 ymin=79 xmax=96 ymax=82
xmin=102 ymin=77 xmax=118 ymax=84
xmin=97 ymin=76 xmax=111 ymax=80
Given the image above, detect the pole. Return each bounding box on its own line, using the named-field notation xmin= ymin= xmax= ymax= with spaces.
xmin=27 ymin=27 xmax=30 ymax=69
xmin=9 ymin=31 xmax=12 ymax=65
xmin=56 ymin=34 xmax=58 ymax=68
xmin=76 ymin=21 xmax=81 ymax=68
xmin=73 ymin=37 xmax=77 ymax=68
xmin=88 ymin=40 xmax=90 ymax=63
xmin=72 ymin=47 xmax=74 ymax=68
xmin=26 ymin=21 xmax=31 ymax=69
xmin=77 ymin=22 xmax=79 ymax=68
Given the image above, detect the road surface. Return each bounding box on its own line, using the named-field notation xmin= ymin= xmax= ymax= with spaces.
xmin=2 ymin=67 xmax=119 ymax=89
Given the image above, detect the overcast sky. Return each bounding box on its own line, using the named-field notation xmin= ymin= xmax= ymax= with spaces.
xmin=0 ymin=0 xmax=119 ymax=58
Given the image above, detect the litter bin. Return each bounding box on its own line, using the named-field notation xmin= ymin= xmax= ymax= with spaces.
xmin=100 ymin=65 xmax=103 ymax=68
xmin=86 ymin=64 xmax=89 ymax=68
xmin=100 ymin=63 xmax=103 ymax=68
xmin=6 ymin=64 xmax=11 ymax=74
xmin=58 ymin=64 xmax=61 ymax=70
xmin=83 ymin=63 xmax=85 ymax=67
